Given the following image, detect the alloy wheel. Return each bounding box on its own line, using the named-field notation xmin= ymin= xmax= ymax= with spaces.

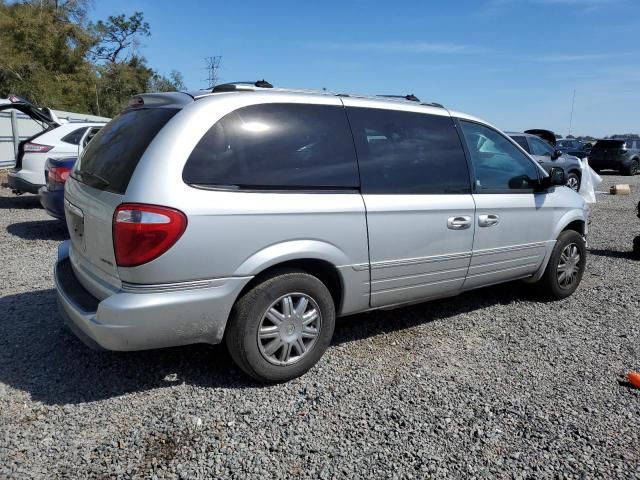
xmin=257 ymin=293 xmax=322 ymax=366
xmin=557 ymin=243 xmax=581 ymax=288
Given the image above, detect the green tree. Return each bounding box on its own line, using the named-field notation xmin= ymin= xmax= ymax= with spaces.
xmin=90 ymin=12 xmax=150 ymax=64
xmin=0 ymin=1 xmax=96 ymax=111
xmin=0 ymin=2 xmax=186 ymax=118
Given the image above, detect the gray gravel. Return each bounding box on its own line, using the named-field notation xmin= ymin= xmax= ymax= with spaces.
xmin=1 ymin=171 xmax=639 ymax=479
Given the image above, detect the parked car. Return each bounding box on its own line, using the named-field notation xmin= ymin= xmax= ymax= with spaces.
xmin=507 ymin=131 xmax=583 ymax=191
xmin=39 ymin=157 xmax=77 ymax=220
xmin=556 ymin=139 xmax=591 ymax=159
xmin=588 ymin=138 xmax=640 ymax=175
xmin=55 ymin=82 xmax=588 ymax=382
xmin=0 ymin=95 xmax=105 ymax=194
xmin=39 ymin=128 xmax=102 ymax=220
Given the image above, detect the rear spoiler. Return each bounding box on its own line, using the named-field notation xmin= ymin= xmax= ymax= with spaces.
xmin=525 ymin=129 xmax=557 ymax=146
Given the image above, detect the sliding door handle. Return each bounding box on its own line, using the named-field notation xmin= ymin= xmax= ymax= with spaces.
xmin=447 ymin=216 xmax=472 ymax=230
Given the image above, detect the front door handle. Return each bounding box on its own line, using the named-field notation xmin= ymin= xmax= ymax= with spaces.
xmin=478 ymin=214 xmax=500 ymax=227
xmin=447 ymin=216 xmax=472 ymax=230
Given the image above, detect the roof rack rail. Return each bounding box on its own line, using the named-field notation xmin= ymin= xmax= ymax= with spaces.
xmin=212 ymin=79 xmax=273 ymax=93
xmin=376 ymin=94 xmax=421 ymax=102
xmin=422 ymin=102 xmax=444 ymax=108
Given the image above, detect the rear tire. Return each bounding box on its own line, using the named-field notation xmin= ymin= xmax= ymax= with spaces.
xmin=537 ymin=230 xmax=586 ymax=299
xmin=623 ymin=159 xmax=639 ymax=176
xmin=225 ymin=270 xmax=335 ymax=382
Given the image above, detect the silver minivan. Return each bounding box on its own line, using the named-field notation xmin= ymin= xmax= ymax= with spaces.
xmin=55 ymin=82 xmax=588 ymax=382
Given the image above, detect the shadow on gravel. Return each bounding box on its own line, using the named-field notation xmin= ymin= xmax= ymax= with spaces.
xmin=0 ymin=289 xmax=252 ymax=405
xmin=333 ymin=280 xmax=538 ymax=345
xmin=6 ymin=220 xmax=69 ymax=241
xmin=0 ymin=282 xmax=537 ymax=404
xmin=588 ymin=248 xmax=638 ymax=260
xmin=0 ymin=193 xmax=42 ymax=210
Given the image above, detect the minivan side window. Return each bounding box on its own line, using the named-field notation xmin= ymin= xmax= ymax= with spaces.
xmin=346 ymin=107 xmax=470 ymax=194
xmin=183 ymin=103 xmax=359 ymax=189
xmin=460 ymin=121 xmax=540 ymax=193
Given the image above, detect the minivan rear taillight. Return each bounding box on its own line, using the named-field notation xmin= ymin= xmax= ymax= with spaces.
xmin=113 ymin=204 xmax=187 ymax=267
xmin=23 ymin=142 xmax=53 ymax=153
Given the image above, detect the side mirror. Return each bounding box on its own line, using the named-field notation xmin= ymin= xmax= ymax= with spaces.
xmin=548 ymin=167 xmax=565 ymax=186
xmin=552 ymin=149 xmax=563 ymax=159
xmin=539 ymin=167 xmax=565 ymax=190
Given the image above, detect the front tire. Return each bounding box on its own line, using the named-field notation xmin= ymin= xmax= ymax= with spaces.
xmin=537 ymin=230 xmax=586 ymax=299
xmin=225 ymin=270 xmax=335 ymax=382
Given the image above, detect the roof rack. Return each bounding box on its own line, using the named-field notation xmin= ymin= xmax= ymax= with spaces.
xmin=377 ymin=94 xmax=421 ymax=102
xmin=212 ymin=79 xmax=273 ymax=93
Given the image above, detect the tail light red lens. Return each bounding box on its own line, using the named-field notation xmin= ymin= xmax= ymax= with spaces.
xmin=48 ymin=166 xmax=71 ymax=184
xmin=113 ymin=204 xmax=187 ymax=267
xmin=24 ymin=142 xmax=54 ymax=153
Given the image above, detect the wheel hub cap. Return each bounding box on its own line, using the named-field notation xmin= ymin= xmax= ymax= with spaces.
xmin=557 ymin=243 xmax=581 ymax=288
xmin=257 ymin=293 xmax=322 ymax=366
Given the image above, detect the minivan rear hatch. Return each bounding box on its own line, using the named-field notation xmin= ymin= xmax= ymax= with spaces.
xmin=65 ymin=106 xmax=179 ymax=286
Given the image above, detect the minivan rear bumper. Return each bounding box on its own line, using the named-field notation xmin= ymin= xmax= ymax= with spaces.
xmin=54 ymin=241 xmax=252 ymax=351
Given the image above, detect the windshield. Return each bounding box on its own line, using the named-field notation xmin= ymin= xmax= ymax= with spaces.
xmin=72 ymin=108 xmax=178 ymax=194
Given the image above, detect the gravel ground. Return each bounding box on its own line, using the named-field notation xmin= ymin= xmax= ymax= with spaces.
xmin=0 ymin=171 xmax=639 ymax=479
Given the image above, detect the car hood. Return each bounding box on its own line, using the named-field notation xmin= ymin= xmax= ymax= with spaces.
xmin=0 ymin=95 xmax=61 ymax=127
xmin=525 ymin=129 xmax=557 ymax=146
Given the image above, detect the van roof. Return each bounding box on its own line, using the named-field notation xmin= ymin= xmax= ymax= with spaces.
xmin=183 ymin=80 xmax=446 ymax=108
xmin=130 ymin=81 xmax=490 ymax=126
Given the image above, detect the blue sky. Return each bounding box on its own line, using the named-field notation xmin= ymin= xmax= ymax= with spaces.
xmin=91 ymin=0 xmax=640 ymax=137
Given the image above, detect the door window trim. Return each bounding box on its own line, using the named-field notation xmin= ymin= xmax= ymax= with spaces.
xmin=455 ymin=118 xmax=543 ymax=194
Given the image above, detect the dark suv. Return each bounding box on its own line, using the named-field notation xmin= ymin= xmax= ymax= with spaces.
xmin=589 ymin=138 xmax=640 ymax=175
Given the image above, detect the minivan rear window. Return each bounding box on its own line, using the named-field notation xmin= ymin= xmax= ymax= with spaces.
xmin=73 ymin=108 xmax=178 ymax=194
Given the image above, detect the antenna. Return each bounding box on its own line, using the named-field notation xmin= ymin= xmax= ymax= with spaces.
xmin=568 ymin=88 xmax=576 ymax=136
xmin=203 ymin=56 xmax=222 ymax=89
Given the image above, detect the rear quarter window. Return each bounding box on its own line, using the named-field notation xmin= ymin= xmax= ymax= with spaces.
xmin=61 ymin=127 xmax=88 ymax=145
xmin=183 ymin=103 xmax=359 ymax=189
xmin=73 ymin=108 xmax=178 ymax=194
xmin=511 ymin=136 xmax=530 ymax=152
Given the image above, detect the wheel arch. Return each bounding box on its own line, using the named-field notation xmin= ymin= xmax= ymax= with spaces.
xmin=232 ymin=240 xmax=362 ymax=315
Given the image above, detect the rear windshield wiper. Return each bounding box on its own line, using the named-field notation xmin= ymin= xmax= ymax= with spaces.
xmin=73 ymin=170 xmax=110 ymax=188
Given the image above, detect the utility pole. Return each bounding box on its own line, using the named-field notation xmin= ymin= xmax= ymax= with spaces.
xmin=568 ymin=88 xmax=576 ymax=136
xmin=204 ymin=56 xmax=222 ymax=89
